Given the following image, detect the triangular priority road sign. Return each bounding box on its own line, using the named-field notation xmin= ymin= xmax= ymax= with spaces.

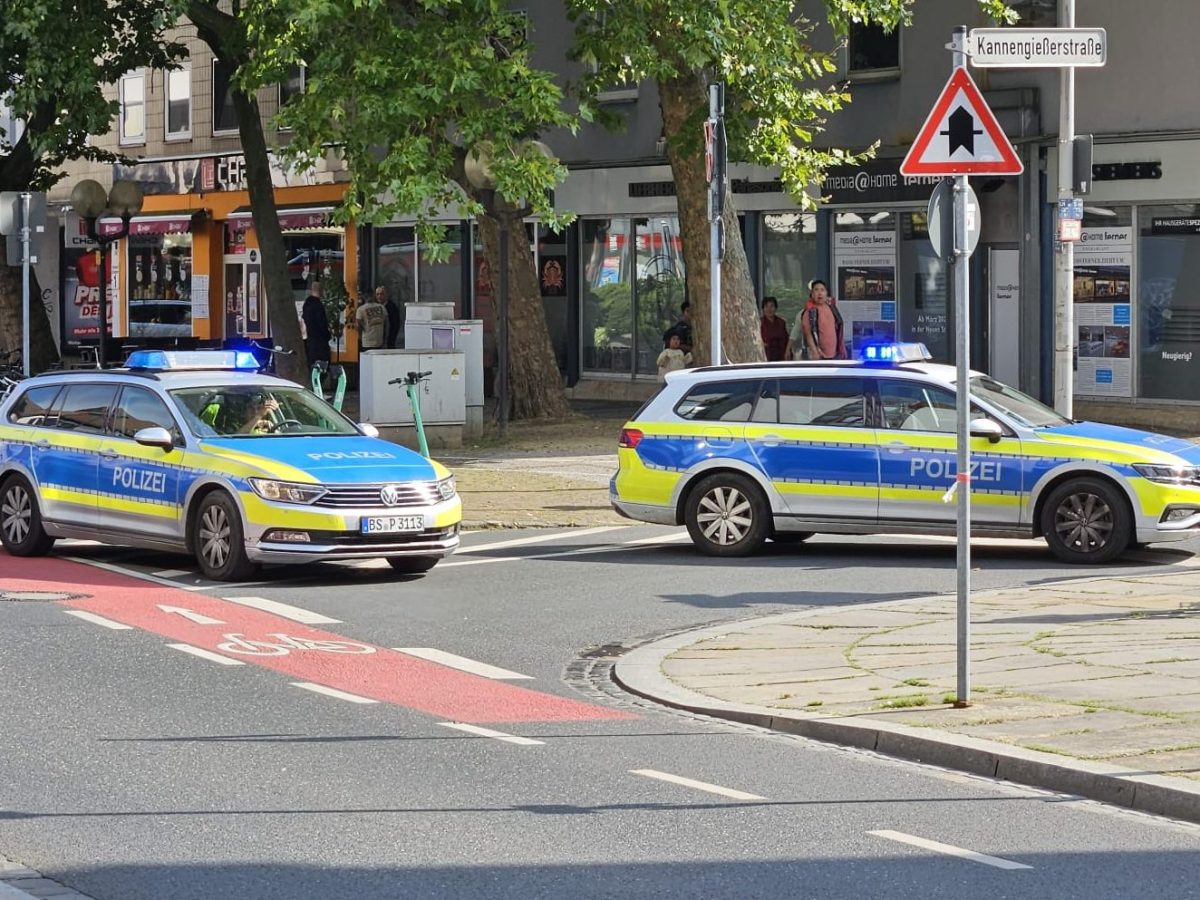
xmin=901 ymin=67 xmax=1023 ymax=176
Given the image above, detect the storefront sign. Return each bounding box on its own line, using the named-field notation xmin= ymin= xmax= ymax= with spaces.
xmin=98 ymin=215 xmax=196 ymax=237
xmin=822 ymin=159 xmax=944 ymax=205
xmin=1150 ymin=217 xmax=1200 ymax=234
xmin=1073 ymin=227 xmax=1132 ymax=398
xmin=113 ymin=151 xmax=334 ymax=196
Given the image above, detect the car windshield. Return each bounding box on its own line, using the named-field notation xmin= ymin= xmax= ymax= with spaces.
xmin=170 ymin=385 xmax=360 ymax=438
xmin=967 ymin=375 xmax=1070 ymax=429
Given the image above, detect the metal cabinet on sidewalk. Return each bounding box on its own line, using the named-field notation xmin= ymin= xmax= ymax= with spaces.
xmin=404 ymin=305 xmax=484 ymax=437
xmin=359 ymin=349 xmax=466 ymax=448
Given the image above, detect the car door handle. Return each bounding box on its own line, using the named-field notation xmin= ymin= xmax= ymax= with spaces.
xmin=884 ymin=441 xmax=909 ymax=454
xmin=759 ymin=433 xmax=783 ymax=447
xmin=34 ymin=439 xmax=50 ymax=450
xmin=101 ymin=448 xmax=120 ymax=458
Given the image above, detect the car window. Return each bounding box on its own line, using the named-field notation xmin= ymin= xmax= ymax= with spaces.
xmin=750 ymin=381 xmax=779 ymax=423
xmin=778 ymin=377 xmax=867 ymax=427
xmin=6 ymin=385 xmax=61 ymax=427
xmin=55 ymin=384 xmax=119 ymax=434
xmin=879 ymin=381 xmax=957 ymax=433
xmin=111 ymin=386 xmax=182 ymax=441
xmin=674 ymin=380 xmax=760 ymax=423
xmin=170 ymin=386 xmax=360 ymax=437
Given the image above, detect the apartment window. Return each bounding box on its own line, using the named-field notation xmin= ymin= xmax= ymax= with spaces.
xmin=165 ymin=66 xmax=191 ymax=139
xmin=279 ymin=65 xmax=305 ymax=108
xmin=119 ymin=70 xmax=146 ymax=145
xmin=0 ymin=94 xmax=24 ymax=150
xmin=847 ymin=23 xmax=900 ymax=77
xmin=212 ymin=59 xmax=239 ymax=134
xmin=1010 ymin=0 xmax=1057 ymax=27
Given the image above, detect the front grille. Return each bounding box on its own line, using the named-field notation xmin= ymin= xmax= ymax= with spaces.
xmin=320 ymin=526 xmax=458 ymax=546
xmin=313 ymin=482 xmax=440 ymax=509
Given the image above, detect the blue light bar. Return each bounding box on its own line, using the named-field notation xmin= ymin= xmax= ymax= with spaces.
xmin=859 ymin=342 xmax=933 ymax=365
xmin=125 ymin=350 xmax=260 ymax=371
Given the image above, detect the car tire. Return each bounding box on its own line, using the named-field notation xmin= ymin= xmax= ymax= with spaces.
xmin=1040 ymin=477 xmax=1132 ymax=565
xmin=0 ymin=474 xmax=55 ymax=557
xmin=191 ymin=491 xmax=258 ymax=582
xmin=386 ymin=556 xmax=439 ymax=575
xmin=684 ymin=472 xmax=770 ymax=557
xmin=771 ymin=531 xmax=815 ymax=544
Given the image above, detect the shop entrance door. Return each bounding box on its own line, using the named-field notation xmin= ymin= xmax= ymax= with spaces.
xmin=222 ymin=249 xmax=264 ymax=340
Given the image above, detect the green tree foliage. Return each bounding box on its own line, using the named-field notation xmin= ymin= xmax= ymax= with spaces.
xmin=0 ymin=0 xmax=184 ymax=369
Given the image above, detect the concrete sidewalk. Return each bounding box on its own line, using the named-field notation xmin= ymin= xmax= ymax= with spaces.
xmin=615 ymin=562 xmax=1200 ymax=822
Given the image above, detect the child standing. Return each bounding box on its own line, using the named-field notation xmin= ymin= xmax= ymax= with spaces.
xmin=656 ymin=333 xmax=692 ymax=381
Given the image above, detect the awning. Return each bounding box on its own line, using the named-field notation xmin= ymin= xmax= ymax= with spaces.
xmin=98 ymin=211 xmax=203 ymax=237
xmin=225 ymin=205 xmax=335 ymax=236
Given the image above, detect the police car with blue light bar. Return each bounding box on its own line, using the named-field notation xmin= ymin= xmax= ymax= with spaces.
xmin=0 ymin=350 xmax=461 ymax=580
xmin=610 ymin=343 xmax=1200 ymax=563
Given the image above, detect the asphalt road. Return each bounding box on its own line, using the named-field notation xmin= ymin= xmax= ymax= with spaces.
xmin=3 ymin=526 xmax=1200 ymax=899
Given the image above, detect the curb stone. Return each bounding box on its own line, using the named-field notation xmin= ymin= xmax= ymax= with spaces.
xmin=1 ymin=857 xmax=91 ymax=900
xmin=612 ymin=600 xmax=1200 ymax=826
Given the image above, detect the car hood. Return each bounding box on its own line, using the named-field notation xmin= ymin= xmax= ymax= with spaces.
xmin=1038 ymin=421 xmax=1200 ymax=465
xmin=199 ymin=435 xmax=441 ymax=483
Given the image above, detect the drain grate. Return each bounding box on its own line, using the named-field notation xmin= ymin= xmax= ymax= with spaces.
xmin=0 ymin=590 xmax=90 ymax=603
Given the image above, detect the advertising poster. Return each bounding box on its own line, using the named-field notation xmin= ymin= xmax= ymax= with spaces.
xmin=834 ymin=230 xmax=897 ymax=356
xmin=1073 ymin=227 xmax=1132 ymax=397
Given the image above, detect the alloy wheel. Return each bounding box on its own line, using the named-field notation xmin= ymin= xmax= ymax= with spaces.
xmin=1053 ymin=490 xmax=1114 ymax=553
xmin=696 ymin=486 xmax=753 ymax=546
xmin=1 ymin=484 xmax=31 ymax=545
xmin=199 ymin=504 xmax=231 ymax=569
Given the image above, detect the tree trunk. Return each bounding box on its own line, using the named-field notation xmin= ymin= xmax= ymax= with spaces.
xmin=658 ymin=73 xmax=763 ymax=367
xmin=476 ymin=212 xmax=570 ymax=420
xmin=0 ymin=263 xmax=60 ymax=373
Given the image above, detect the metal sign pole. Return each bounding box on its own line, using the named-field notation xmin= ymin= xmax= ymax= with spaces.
xmin=1053 ymin=0 xmax=1077 ymax=417
xmin=951 ymin=28 xmax=973 ymax=706
xmin=20 ymin=192 xmax=32 ymax=377
xmin=708 ymin=82 xmax=724 ymax=365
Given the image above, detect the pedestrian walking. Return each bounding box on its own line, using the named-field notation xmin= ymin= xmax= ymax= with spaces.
xmin=788 ymin=279 xmax=847 ymax=361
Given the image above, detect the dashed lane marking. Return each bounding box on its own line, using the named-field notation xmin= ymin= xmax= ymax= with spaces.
xmin=437 ymin=722 xmax=544 ymax=745
xmin=167 ymin=643 xmax=245 ymax=666
xmin=394 ymin=648 xmax=532 ymax=680
xmin=290 ymin=682 xmax=378 ymax=704
xmin=222 ymin=596 xmax=341 ymax=625
xmin=457 ymin=526 xmax=628 ymax=555
xmin=442 ymin=531 xmax=692 ymax=569
xmin=867 ymin=830 xmax=1032 ymax=870
xmin=62 ymin=610 xmax=132 ymax=631
xmin=152 ymin=568 xmax=192 ymax=579
xmin=630 ymin=769 xmax=765 ymax=801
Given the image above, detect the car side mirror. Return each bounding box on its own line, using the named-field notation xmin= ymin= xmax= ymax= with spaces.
xmin=133 ymin=426 xmax=176 ymax=451
xmin=357 ymin=422 xmax=380 ymax=438
xmin=969 ymin=418 xmax=1003 ymax=444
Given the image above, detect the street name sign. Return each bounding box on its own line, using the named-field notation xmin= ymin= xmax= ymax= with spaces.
xmin=968 ymin=28 xmax=1107 ymax=67
xmin=900 ymin=67 xmax=1023 ymax=177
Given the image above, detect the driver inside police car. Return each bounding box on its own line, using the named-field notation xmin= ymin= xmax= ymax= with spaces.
xmin=238 ymin=391 xmax=280 ymax=434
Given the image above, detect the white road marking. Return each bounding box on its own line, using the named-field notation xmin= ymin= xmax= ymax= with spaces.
xmin=157 ymin=604 xmax=225 ymax=625
xmin=867 ymin=830 xmax=1032 ymax=870
xmin=442 ymin=531 xmax=691 ymax=569
xmin=630 ymin=769 xmax=765 ymax=801
xmin=222 ymin=596 xmax=340 ymax=624
xmin=62 ymin=610 xmax=132 ymax=630
xmin=457 ymin=526 xmax=627 ymax=555
xmin=290 ymin=682 xmax=377 ymax=704
xmin=64 ymin=556 xmax=200 ymax=590
xmin=152 ymin=568 xmax=192 ymax=578
xmin=167 ymin=643 xmax=245 ymax=666
xmin=438 ymin=722 xmax=544 ymax=745
xmin=393 ymin=648 xmax=532 ymax=680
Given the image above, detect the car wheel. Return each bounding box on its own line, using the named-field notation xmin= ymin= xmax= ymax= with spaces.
xmin=771 ymin=531 xmax=815 ymax=544
xmin=192 ymin=491 xmax=258 ymax=582
xmin=386 ymin=556 xmax=439 ymax=574
xmin=0 ymin=474 xmax=55 ymax=557
xmin=1040 ymin=477 xmax=1131 ymax=565
xmin=684 ymin=472 xmax=770 ymax=557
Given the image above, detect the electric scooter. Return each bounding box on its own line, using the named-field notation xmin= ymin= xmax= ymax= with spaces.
xmin=310 ymin=360 xmax=347 ymax=412
xmin=388 ymin=370 xmax=433 ymax=458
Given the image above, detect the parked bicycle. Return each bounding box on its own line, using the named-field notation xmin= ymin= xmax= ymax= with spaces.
xmin=388 ymin=370 xmax=433 ymax=458
xmin=0 ymin=349 xmax=23 ymax=401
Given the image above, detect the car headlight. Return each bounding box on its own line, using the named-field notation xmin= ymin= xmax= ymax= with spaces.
xmin=1132 ymin=464 xmax=1200 ymax=485
xmin=249 ymin=478 xmax=328 ymax=505
xmin=435 ymin=476 xmax=457 ymax=501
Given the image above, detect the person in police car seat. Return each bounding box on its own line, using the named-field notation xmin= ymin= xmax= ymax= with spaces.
xmin=236 ymin=392 xmax=281 ymax=434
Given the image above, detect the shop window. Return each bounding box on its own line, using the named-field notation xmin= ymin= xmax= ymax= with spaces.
xmin=1138 ymin=205 xmax=1200 ymax=402
xmin=898 ymin=212 xmax=949 ymax=362
xmin=847 ymin=23 xmax=900 ymax=78
xmin=374 ymin=226 xmax=415 ymax=307
xmin=119 ymin=70 xmax=145 ymax=145
xmin=417 ymin=224 xmax=466 ymax=315
xmin=582 ymin=219 xmax=633 ymax=375
xmin=538 ymin=224 xmax=569 ymax=373
xmin=761 ymin=213 xmax=818 ymax=340
xmin=212 ymin=58 xmax=239 ymax=134
xmin=165 ymin=66 xmax=191 ymax=140
xmin=128 ymin=232 xmax=193 ymax=338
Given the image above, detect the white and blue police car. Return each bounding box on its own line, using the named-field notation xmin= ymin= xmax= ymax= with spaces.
xmin=0 ymin=350 xmax=461 ymax=580
xmin=611 ymin=343 xmax=1200 ymax=563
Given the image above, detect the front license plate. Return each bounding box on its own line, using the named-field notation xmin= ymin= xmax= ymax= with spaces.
xmin=361 ymin=515 xmax=424 ymax=534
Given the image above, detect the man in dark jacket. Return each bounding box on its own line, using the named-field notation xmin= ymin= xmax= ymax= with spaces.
xmin=377 ymin=285 xmax=401 ymax=349
xmin=301 ymin=280 xmax=332 ymax=370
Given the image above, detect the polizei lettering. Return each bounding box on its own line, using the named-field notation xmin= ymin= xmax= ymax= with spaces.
xmin=306 ymin=450 xmax=396 ymax=461
xmin=112 ymin=466 xmax=166 ymax=494
xmin=910 ymin=458 xmax=1002 ymax=483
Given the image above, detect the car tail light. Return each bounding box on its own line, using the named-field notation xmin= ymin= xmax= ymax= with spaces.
xmin=619 ymin=428 xmax=644 ymax=449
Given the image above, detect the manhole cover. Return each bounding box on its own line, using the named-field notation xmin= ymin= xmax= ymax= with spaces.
xmin=0 ymin=590 xmax=90 ymax=603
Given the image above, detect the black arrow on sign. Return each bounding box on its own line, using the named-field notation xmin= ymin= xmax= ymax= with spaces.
xmin=940 ymin=107 xmax=983 ymax=156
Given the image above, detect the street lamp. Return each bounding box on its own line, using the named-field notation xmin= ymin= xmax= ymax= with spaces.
xmin=69 ymin=178 xmax=144 ymax=368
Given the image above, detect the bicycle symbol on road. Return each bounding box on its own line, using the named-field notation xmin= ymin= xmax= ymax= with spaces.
xmin=217 ymin=633 xmax=377 ymax=657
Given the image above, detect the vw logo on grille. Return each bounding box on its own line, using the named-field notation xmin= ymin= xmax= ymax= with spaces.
xmin=380 ymin=484 xmax=404 ymax=506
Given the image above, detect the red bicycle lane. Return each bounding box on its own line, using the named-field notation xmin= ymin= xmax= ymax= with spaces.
xmin=0 ymin=552 xmax=634 ymax=724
